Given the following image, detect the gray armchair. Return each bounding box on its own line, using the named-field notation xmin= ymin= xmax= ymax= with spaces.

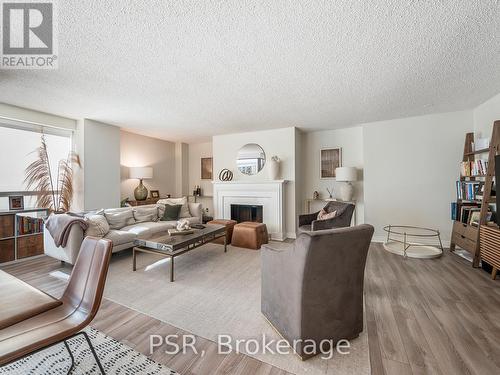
xmin=261 ymin=224 xmax=374 ymax=359
xmin=298 ymin=201 xmax=355 ymax=233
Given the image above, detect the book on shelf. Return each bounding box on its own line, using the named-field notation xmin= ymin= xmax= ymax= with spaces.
xmin=455 ymin=180 xmax=483 ymax=201
xmin=17 ymin=216 xmax=44 ymax=235
xmin=460 ymin=159 xmax=488 ymax=177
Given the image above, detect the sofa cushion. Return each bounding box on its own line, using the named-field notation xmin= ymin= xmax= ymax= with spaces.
xmin=161 ymin=204 xmax=181 ymax=221
xmin=121 ymin=221 xmax=176 ymax=238
xmin=317 ymin=209 xmax=337 ymax=221
xmin=84 ymin=214 xmax=109 ymax=237
xmin=103 ymin=229 xmax=137 ymax=246
xmin=157 ymin=197 xmax=190 ymax=218
xmin=133 ymin=206 xmax=159 ymax=223
xmin=104 ymin=209 xmax=135 ymax=229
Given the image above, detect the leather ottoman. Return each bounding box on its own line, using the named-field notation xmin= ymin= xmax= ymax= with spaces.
xmin=207 ymin=219 xmax=237 ymax=245
xmin=231 ymin=222 xmax=269 ymax=250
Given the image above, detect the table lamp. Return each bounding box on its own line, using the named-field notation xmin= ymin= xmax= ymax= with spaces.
xmin=129 ymin=167 xmax=153 ymax=200
xmin=335 ymin=167 xmax=357 ymax=202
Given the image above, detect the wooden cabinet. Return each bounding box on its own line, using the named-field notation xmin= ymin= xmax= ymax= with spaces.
xmin=0 ymin=214 xmax=14 ymax=238
xmin=480 ymin=225 xmax=500 ymax=279
xmin=0 ymin=208 xmax=47 ymax=264
xmin=17 ymin=234 xmax=44 ymax=259
xmin=0 ymin=239 xmax=15 ymax=263
xmin=451 ymin=221 xmax=479 ymax=254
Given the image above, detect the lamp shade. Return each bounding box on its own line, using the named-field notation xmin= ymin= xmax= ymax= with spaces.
xmin=129 ymin=166 xmax=153 ymax=179
xmin=335 ymin=167 xmax=357 ymax=182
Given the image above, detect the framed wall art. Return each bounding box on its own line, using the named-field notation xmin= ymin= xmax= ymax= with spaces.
xmin=9 ymin=195 xmax=24 ymax=210
xmin=201 ymin=157 xmax=213 ymax=180
xmin=320 ymin=148 xmax=342 ymax=178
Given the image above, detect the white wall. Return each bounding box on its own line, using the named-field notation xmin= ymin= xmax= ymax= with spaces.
xmin=175 ymin=142 xmax=189 ymax=197
xmin=213 ymin=127 xmax=298 ymax=238
xmin=362 ymin=111 xmax=473 ymax=243
xmin=473 ymin=92 xmax=500 ymax=139
xmin=81 ymin=119 xmax=121 ymax=210
xmin=188 ymin=142 xmax=214 ymax=215
xmin=294 ymin=128 xmax=303 ymax=220
xmin=120 ymin=131 xmax=176 ymax=200
xmin=300 ymin=127 xmax=364 ymax=223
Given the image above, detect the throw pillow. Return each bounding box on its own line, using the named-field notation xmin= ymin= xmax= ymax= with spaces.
xmin=85 ymin=214 xmax=110 ymax=237
xmin=161 ymin=204 xmax=182 ymax=221
xmin=133 ymin=206 xmax=159 ymax=223
xmin=157 ymin=197 xmax=190 ymax=218
xmin=104 ymin=209 xmax=135 ymax=229
xmin=317 ymin=209 xmax=337 ymax=221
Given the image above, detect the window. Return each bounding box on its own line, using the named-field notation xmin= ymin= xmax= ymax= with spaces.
xmin=0 ymin=124 xmax=72 ymax=209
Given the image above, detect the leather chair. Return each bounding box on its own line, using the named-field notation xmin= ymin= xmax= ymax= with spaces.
xmin=298 ymin=201 xmax=355 ymax=233
xmin=261 ymin=225 xmax=374 ymax=359
xmin=0 ymin=237 xmax=113 ymax=373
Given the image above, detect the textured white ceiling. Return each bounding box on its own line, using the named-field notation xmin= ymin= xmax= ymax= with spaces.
xmin=1 ymin=1 xmax=499 ymax=142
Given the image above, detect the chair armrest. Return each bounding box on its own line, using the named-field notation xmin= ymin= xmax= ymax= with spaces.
xmin=188 ymin=202 xmax=202 ymax=223
xmin=298 ymin=211 xmax=319 ymax=227
xmin=44 ymin=226 xmax=84 ymax=265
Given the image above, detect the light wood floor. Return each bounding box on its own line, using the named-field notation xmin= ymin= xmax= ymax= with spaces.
xmin=2 ymin=243 xmax=500 ymax=375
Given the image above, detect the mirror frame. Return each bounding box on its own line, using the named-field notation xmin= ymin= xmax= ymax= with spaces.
xmin=236 ymin=143 xmax=266 ymax=176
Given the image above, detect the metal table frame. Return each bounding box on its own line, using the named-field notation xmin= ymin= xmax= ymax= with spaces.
xmin=383 ymin=225 xmax=444 ymax=258
xmin=132 ymin=227 xmax=227 ymax=282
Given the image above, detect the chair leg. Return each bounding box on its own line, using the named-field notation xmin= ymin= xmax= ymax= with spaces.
xmin=80 ymin=331 xmax=106 ymax=375
xmin=63 ymin=340 xmax=75 ymax=374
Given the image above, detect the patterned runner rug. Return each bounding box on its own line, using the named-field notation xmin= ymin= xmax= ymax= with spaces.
xmin=0 ymin=327 xmax=179 ymax=375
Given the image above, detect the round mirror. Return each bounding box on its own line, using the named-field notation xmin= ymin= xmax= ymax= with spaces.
xmin=237 ymin=143 xmax=266 ymax=175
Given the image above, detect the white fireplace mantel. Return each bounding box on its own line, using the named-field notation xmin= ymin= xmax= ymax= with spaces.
xmin=212 ymin=180 xmax=288 ymax=241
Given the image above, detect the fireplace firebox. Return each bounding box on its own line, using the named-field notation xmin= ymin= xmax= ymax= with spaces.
xmin=230 ymin=204 xmax=263 ymax=223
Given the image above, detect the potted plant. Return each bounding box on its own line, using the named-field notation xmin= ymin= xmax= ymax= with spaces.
xmin=24 ymin=134 xmax=81 ymax=213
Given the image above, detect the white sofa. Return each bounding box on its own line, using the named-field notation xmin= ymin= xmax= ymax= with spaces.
xmin=44 ymin=203 xmax=202 ymax=265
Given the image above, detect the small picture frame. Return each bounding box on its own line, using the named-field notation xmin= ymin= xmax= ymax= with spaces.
xmin=150 ymin=190 xmax=160 ymax=199
xmin=320 ymin=148 xmax=342 ymax=179
xmin=201 ymin=157 xmax=213 ymax=180
xmin=9 ymin=196 xmax=24 ymax=210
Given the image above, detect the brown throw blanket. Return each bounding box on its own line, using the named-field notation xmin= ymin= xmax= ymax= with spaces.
xmin=45 ymin=213 xmax=89 ymax=247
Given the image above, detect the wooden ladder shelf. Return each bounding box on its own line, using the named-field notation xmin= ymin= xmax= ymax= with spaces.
xmin=450 ymin=121 xmax=499 ymax=273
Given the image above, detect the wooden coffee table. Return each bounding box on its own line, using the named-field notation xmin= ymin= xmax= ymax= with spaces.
xmin=132 ymin=224 xmax=227 ymax=282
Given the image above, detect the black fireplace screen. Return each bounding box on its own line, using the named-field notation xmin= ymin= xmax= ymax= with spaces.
xmin=230 ymin=204 xmax=263 ymax=223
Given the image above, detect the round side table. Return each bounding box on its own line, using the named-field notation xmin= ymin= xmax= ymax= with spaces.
xmin=383 ymin=225 xmax=443 ymax=259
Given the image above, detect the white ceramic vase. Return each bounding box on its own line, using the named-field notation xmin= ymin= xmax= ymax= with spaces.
xmin=269 ymin=159 xmax=280 ymax=180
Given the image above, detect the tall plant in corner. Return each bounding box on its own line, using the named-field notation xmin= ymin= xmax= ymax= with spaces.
xmin=24 ymin=134 xmax=81 ymax=213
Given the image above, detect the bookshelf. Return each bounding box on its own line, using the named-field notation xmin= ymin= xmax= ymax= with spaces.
xmin=0 ymin=208 xmax=48 ymax=264
xmin=450 ymin=122 xmax=499 ymax=269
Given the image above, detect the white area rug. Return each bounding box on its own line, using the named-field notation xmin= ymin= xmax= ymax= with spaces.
xmin=0 ymin=327 xmax=177 ymax=375
xmin=104 ymin=243 xmax=370 ymax=375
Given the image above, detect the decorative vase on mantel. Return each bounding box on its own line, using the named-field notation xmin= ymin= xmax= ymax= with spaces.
xmin=269 ymin=156 xmax=281 ymax=180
